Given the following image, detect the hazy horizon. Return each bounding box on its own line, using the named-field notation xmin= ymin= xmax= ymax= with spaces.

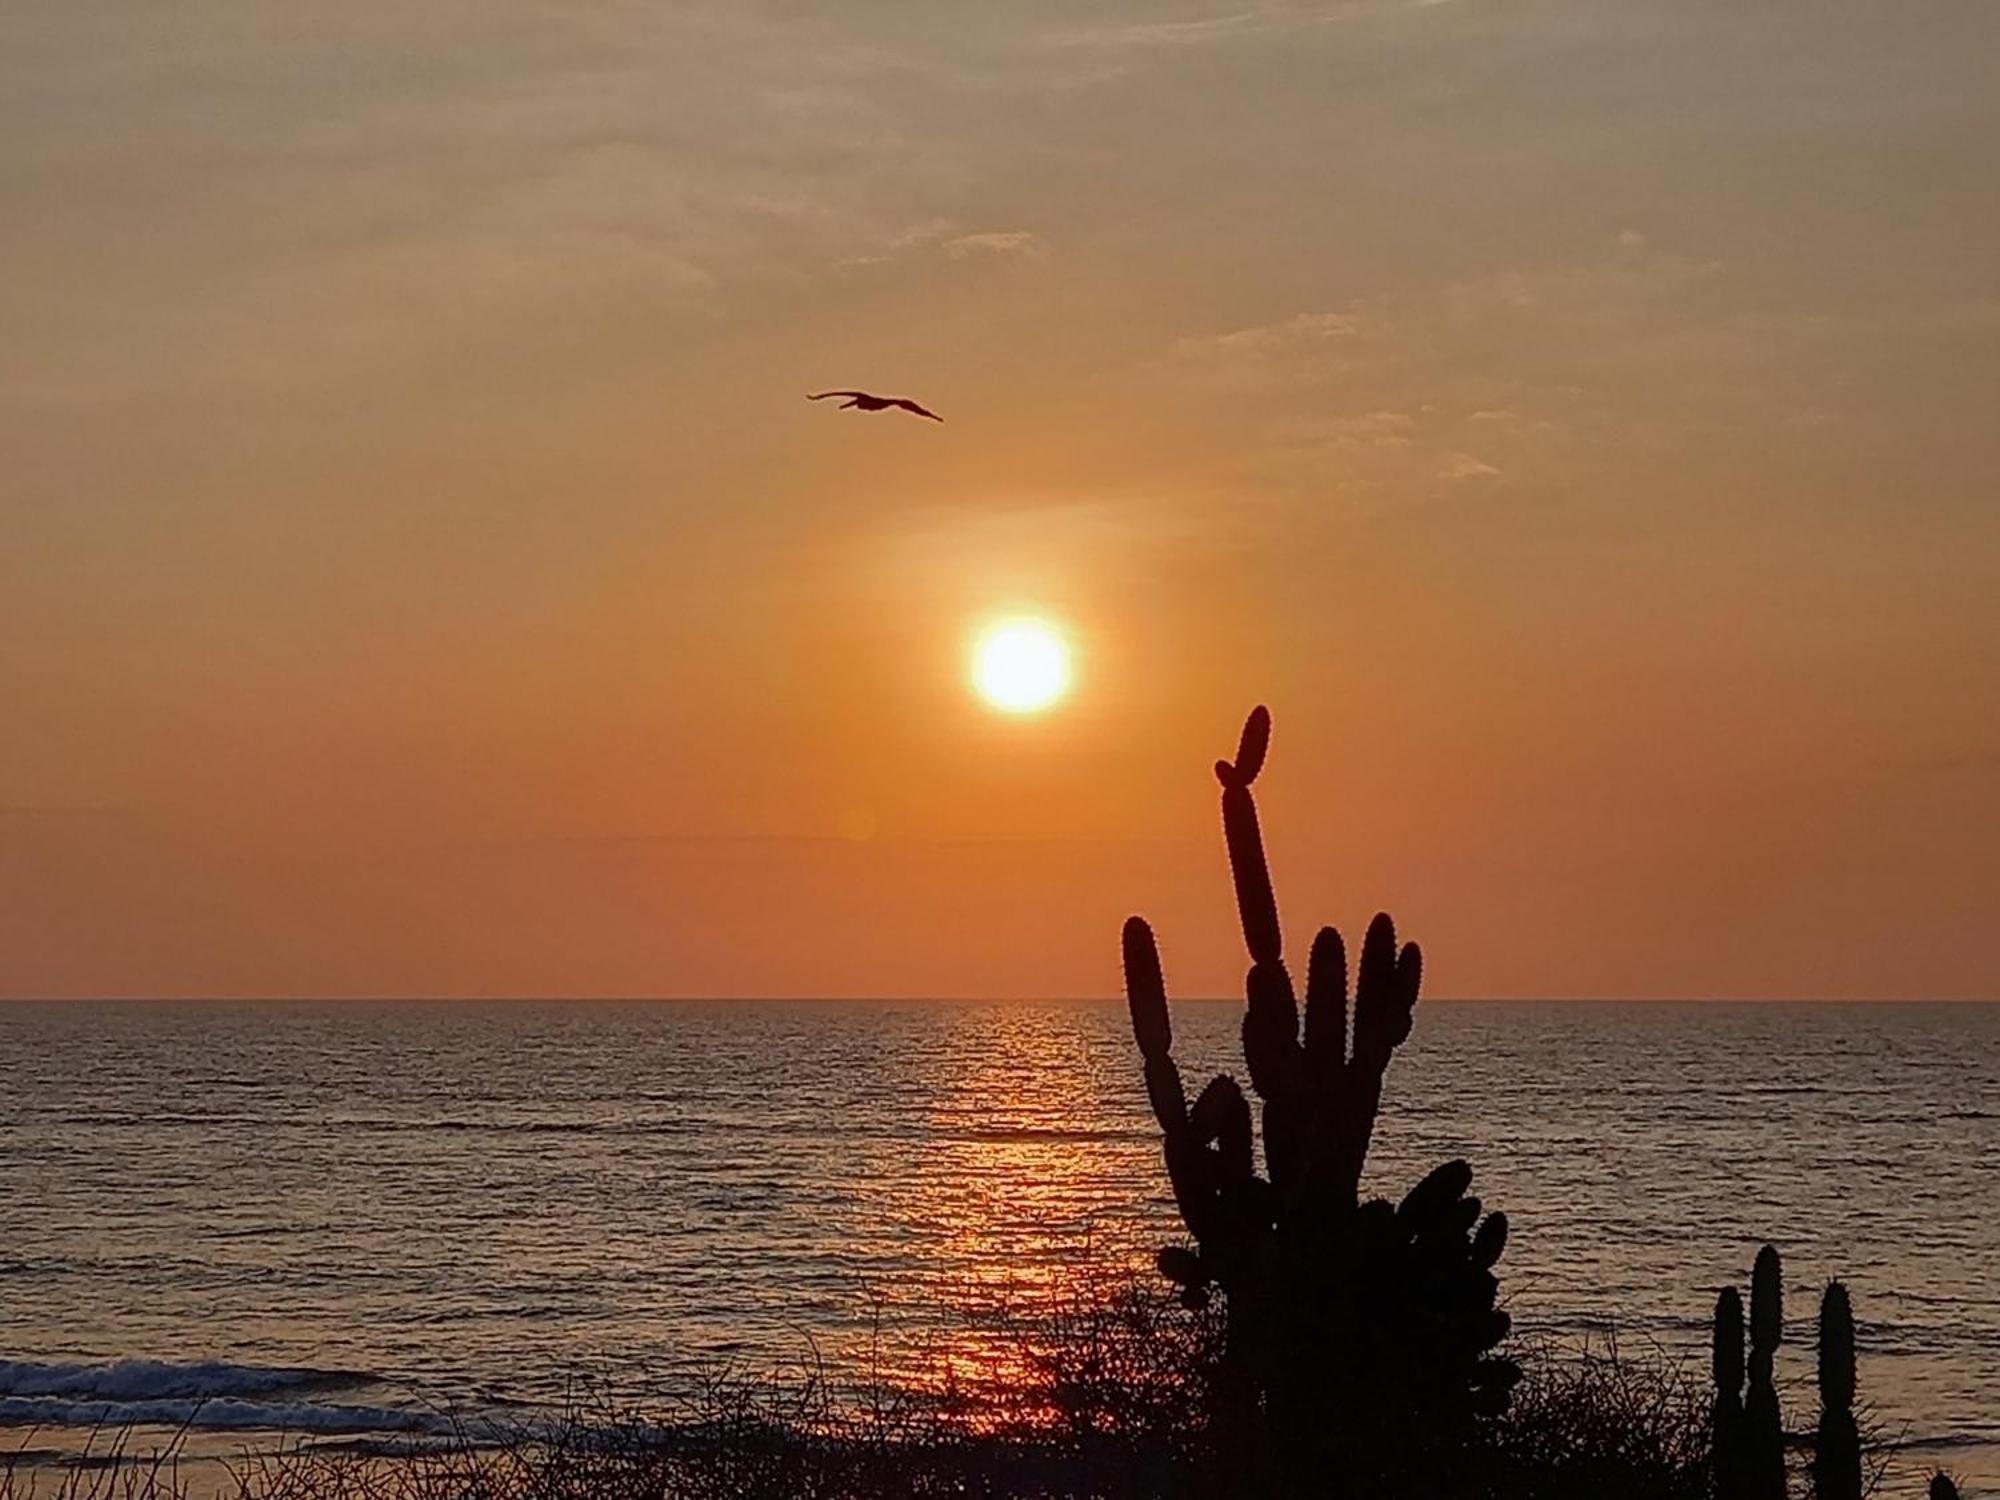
xmin=5 ymin=994 xmax=1997 ymax=1008
xmin=5 ymin=0 xmax=1996 ymax=1001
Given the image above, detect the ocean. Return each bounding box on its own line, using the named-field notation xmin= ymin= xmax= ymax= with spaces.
xmin=0 ymin=1000 xmax=1994 ymax=1489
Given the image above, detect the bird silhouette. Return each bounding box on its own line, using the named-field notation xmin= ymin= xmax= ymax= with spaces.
xmin=807 ymin=390 xmax=943 ymax=422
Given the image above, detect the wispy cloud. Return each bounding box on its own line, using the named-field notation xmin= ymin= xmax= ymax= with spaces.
xmin=1150 ymin=230 xmax=1939 ymax=503
xmin=1042 ymin=13 xmax=1262 ymax=50
xmin=941 ymin=230 xmax=1048 ymax=260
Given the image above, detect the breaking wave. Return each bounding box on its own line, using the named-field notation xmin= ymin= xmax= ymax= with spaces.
xmin=0 ymin=1360 xmax=474 ymax=1437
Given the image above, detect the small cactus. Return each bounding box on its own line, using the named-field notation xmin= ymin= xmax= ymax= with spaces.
xmin=1714 ymin=1286 xmax=1747 ymax=1500
xmin=1929 ymin=1474 xmax=1961 ymax=1500
xmin=1813 ymin=1281 xmax=1861 ymax=1500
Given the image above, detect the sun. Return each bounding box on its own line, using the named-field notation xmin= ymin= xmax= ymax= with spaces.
xmin=970 ymin=618 xmax=1072 ymax=714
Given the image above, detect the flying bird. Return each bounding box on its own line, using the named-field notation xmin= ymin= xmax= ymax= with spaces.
xmin=807 ymin=390 xmax=943 ymax=422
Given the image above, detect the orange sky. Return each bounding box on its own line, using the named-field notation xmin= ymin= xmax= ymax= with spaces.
xmin=3 ymin=2 xmax=1996 ymax=998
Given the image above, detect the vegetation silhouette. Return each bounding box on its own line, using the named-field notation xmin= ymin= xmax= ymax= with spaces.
xmin=1122 ymin=705 xmax=1516 ymax=1492
xmin=1711 ymin=1246 xmax=1788 ymax=1499
xmin=1713 ymin=1283 xmax=1750 ymax=1499
xmin=1815 ymin=1279 xmax=1862 ymax=1500
xmin=1709 ymin=1244 xmax=1961 ymax=1500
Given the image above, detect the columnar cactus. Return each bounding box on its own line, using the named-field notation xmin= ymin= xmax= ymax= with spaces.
xmin=1123 ymin=707 xmax=1517 ymax=1478
xmin=1711 ymin=1246 xmax=1788 ymax=1500
xmin=1714 ymin=1286 xmax=1748 ymax=1500
xmin=1748 ymin=1245 xmax=1787 ymax=1499
xmin=1813 ymin=1281 xmax=1861 ymax=1500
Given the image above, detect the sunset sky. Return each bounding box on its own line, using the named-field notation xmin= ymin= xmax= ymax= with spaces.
xmin=4 ymin=0 xmax=1996 ymax=999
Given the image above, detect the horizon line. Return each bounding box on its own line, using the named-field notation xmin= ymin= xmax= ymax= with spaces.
xmin=2 ymin=994 xmax=1994 ymax=1005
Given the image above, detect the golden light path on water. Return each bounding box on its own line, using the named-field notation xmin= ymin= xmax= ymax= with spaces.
xmin=815 ymin=1002 xmax=1157 ymax=1418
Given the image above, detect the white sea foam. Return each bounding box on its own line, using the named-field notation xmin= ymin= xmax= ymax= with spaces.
xmin=0 ymin=1364 xmax=698 ymax=1446
xmin=0 ymin=1360 xmax=450 ymax=1437
xmin=0 ymin=1393 xmax=464 ymax=1436
xmin=0 ymin=1359 xmax=371 ymax=1403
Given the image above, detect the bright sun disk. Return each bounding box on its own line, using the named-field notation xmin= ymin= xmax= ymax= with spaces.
xmin=971 ymin=618 xmax=1071 ymax=714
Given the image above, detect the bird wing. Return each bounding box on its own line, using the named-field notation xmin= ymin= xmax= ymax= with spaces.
xmin=807 ymin=390 xmax=869 ymax=401
xmin=891 ymin=398 xmax=943 ymax=421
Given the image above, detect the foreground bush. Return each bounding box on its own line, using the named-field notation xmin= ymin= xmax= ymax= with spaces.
xmin=1 ymin=1286 xmax=1719 ymax=1500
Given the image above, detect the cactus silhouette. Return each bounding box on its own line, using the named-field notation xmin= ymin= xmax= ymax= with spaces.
xmin=1748 ymin=1244 xmax=1788 ymax=1499
xmin=1929 ymin=1474 xmax=1961 ymax=1500
xmin=1123 ymin=706 xmax=1516 ymax=1484
xmin=1714 ymin=1286 xmax=1749 ymax=1500
xmin=1812 ymin=1281 xmax=1861 ymax=1500
xmin=1710 ymin=1246 xmax=1788 ymax=1499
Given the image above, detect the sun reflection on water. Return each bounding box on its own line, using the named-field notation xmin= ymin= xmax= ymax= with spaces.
xmin=813 ymin=1004 xmax=1174 ymax=1416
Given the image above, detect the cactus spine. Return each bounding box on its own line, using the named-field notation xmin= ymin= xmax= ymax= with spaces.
xmin=1813 ymin=1281 xmax=1861 ymax=1500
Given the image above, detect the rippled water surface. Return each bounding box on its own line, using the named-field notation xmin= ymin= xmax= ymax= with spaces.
xmin=1 ymin=1001 xmax=1994 ymax=1488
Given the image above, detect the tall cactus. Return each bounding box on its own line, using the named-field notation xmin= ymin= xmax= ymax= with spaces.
xmin=1714 ymin=1286 xmax=1748 ymax=1500
xmin=1748 ymin=1244 xmax=1787 ymax=1499
xmin=1813 ymin=1281 xmax=1861 ymax=1500
xmin=1123 ymin=707 xmax=1516 ymax=1481
xmin=1711 ymin=1246 xmax=1788 ymax=1500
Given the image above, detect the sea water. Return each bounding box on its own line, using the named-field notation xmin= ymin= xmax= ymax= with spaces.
xmin=1 ymin=1000 xmax=1994 ymax=1487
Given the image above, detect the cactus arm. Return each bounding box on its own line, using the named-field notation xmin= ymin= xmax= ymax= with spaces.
xmin=1292 ymin=925 xmax=1355 ymax=1208
xmin=1242 ymin=954 xmax=1305 ymax=1192
xmin=1352 ymin=914 xmax=1418 ymax=1072
xmin=1220 ymin=780 xmax=1283 ymax=965
xmin=1217 ymin=707 xmax=1284 ymax=967
xmin=1302 ymin=925 xmax=1348 ymax=1087
xmin=1750 ymin=1244 xmax=1783 ymax=1375
xmin=1192 ymin=1074 xmax=1256 ymax=1187
xmin=1123 ymin=915 xmax=1172 ymax=1061
xmin=1745 ymin=1246 xmax=1786 ymax=1500
xmin=1123 ymin=917 xmax=1187 ymax=1133
xmin=1234 ymin=703 xmax=1271 ymax=782
xmin=1714 ymin=1286 xmax=1746 ymax=1396
xmin=1242 ymin=960 xmax=1300 ymax=1100
xmin=1161 ymin=1129 xmax=1218 ymax=1246
xmin=1744 ymin=1382 xmax=1784 ymax=1500
xmin=1162 ymin=1073 xmax=1250 ymax=1258
xmin=1397 ymin=1159 xmax=1475 ymax=1229
xmin=1218 ymin=704 xmax=1304 ymax=1205
xmin=1813 ymin=1414 xmax=1861 ymax=1500
xmin=1145 ymin=1056 xmax=1189 ymax=1149
xmin=1813 ymin=1281 xmax=1861 ymax=1500
xmin=1123 ymin=913 xmax=1217 ymax=1258
xmin=1817 ymin=1280 xmax=1855 ymax=1412
xmin=1712 ymin=1284 xmax=1748 ymax=1500
xmin=1184 ymin=1073 xmax=1264 ymax=1288
xmin=1331 ymin=914 xmax=1422 ymax=1198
